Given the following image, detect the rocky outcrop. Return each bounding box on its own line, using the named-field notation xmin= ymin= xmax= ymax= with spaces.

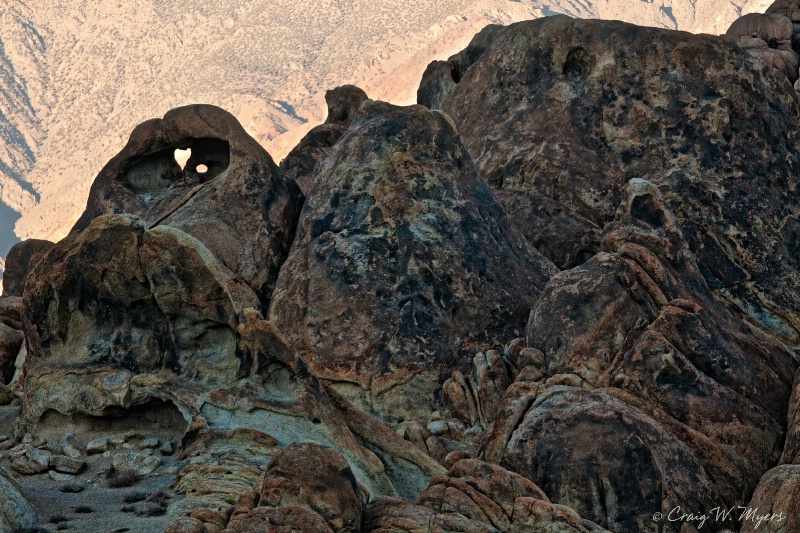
xmin=222 ymin=443 xmax=365 ymax=533
xmin=1 ymin=239 xmax=54 ymax=298
xmin=740 ymin=465 xmax=800 ymax=533
xmin=269 ymin=100 xmax=555 ymax=423
xmin=70 ymin=104 xmax=304 ymax=308
xmin=20 ymin=212 xmax=446 ymax=526
xmin=0 ymin=467 xmax=36 ymax=532
xmin=726 ymin=13 xmax=799 ymax=83
xmin=183 ymin=455 xmax=606 ymax=533
xmin=0 ymin=239 xmax=45 ymax=384
xmin=366 ymin=459 xmax=607 ymax=533
xmin=418 ymin=15 xmax=800 ymax=352
xmin=478 ymin=181 xmax=797 ymax=531
xmin=280 ymin=85 xmax=368 ymax=194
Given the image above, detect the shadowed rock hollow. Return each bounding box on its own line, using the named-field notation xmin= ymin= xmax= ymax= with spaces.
xmin=71 ymin=104 xmax=304 ymax=309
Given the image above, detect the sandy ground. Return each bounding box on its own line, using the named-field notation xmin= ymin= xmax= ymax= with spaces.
xmin=0 ymin=403 xmax=185 ymax=533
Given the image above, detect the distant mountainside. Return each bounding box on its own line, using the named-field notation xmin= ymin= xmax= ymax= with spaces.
xmin=0 ymin=0 xmax=770 ymax=278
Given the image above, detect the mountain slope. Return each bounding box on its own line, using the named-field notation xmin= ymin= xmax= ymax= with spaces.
xmin=0 ymin=0 xmax=772 ymax=278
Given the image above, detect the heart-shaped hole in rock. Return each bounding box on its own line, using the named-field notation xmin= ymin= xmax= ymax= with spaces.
xmin=174 ymin=148 xmax=191 ymax=170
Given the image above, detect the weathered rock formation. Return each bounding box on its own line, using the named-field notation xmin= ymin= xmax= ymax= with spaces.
xmin=0 ymin=467 xmax=36 ymax=532
xmin=269 ymin=100 xmax=556 ymax=423
xmin=70 ymin=105 xmax=304 ymax=308
xmin=0 ymin=239 xmax=50 ymax=386
xmin=6 ymin=8 xmax=800 ymax=533
xmin=1 ymin=239 xmax=54 ymax=298
xmin=18 ymin=212 xmax=449 ymax=528
xmin=418 ymin=15 xmax=800 ymax=354
xmin=280 ymin=85 xmax=369 ymax=194
xmin=726 ymin=13 xmax=799 ymax=83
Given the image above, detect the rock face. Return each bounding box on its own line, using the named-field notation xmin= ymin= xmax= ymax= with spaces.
xmin=24 ymin=214 xmax=256 ymax=388
xmin=0 ymin=468 xmax=36 ymax=532
xmin=725 ymin=0 xmax=800 ymax=86
xmin=269 ymin=100 xmax=555 ymax=423
xmin=10 ymin=12 xmax=800 ymax=532
xmin=20 ymin=211 xmax=447 ymax=527
xmin=365 ymin=459 xmax=606 ymax=533
xmin=741 ymin=465 xmax=800 ymax=533
xmin=479 ymin=181 xmax=797 ymax=531
xmin=185 ymin=454 xmax=605 ymax=533
xmin=1 ymin=239 xmax=54 ymax=297
xmin=726 ymin=12 xmax=799 ymax=83
xmin=0 ymin=239 xmax=46 ymax=384
xmin=70 ymin=104 xmax=304 ymax=308
xmin=280 ymin=85 xmax=369 ymax=194
xmin=418 ymin=15 xmax=800 ymax=351
xmin=224 ymin=442 xmax=365 ymax=533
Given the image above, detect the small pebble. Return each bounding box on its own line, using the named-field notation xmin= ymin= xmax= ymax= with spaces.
xmin=86 ymin=437 xmax=109 ymax=454
xmin=140 ymin=437 xmax=159 ymax=449
xmin=62 ymin=443 xmax=81 ymax=459
xmin=160 ymin=442 xmax=175 ymax=456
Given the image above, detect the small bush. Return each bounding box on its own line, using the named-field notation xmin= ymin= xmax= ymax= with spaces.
xmin=73 ymin=506 xmax=93 ymax=514
xmin=58 ymin=483 xmax=84 ymax=493
xmin=122 ymin=490 xmax=148 ymax=503
xmin=106 ymin=468 xmax=141 ymax=488
xmin=48 ymin=515 xmax=69 ymax=524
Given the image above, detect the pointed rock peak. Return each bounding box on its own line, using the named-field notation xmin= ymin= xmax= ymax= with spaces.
xmin=324 ymin=85 xmax=369 ymax=127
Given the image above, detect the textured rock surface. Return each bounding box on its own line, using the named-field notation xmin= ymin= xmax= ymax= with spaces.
xmin=269 ymin=100 xmax=555 ymax=423
xmin=23 ymin=214 xmax=256 ymax=390
xmin=9 ymin=11 xmax=800 ymax=531
xmin=222 ymin=443 xmax=365 ymax=533
xmin=280 ymin=85 xmax=368 ymax=194
xmin=0 ymin=468 xmax=36 ymax=532
xmin=20 ymin=212 xmax=445 ymax=528
xmin=1 ymin=239 xmax=54 ymax=297
xmin=479 ymin=181 xmax=798 ymax=531
xmin=741 ymin=465 xmax=800 ymax=533
xmin=418 ymin=15 xmax=800 ymax=351
xmin=70 ymin=104 xmax=304 ymax=308
xmin=726 ymin=10 xmax=799 ymax=83
xmin=365 ymin=459 xmax=607 ymax=533
xmin=0 ymin=296 xmax=23 ymax=385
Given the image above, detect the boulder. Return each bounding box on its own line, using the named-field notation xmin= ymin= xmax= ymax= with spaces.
xmin=741 ymin=465 xmax=800 ymax=533
xmin=225 ymin=443 xmax=365 ymax=533
xmin=365 ymin=459 xmax=607 ymax=533
xmin=479 ymin=181 xmax=797 ymax=531
xmin=418 ymin=16 xmax=800 ymax=349
xmin=1 ymin=239 xmax=54 ymax=297
xmin=0 ymin=322 xmax=22 ymax=385
xmin=0 ymin=468 xmax=37 ymax=532
xmin=70 ymin=104 xmax=303 ymax=308
xmin=269 ymin=100 xmax=555 ymax=423
xmin=726 ymin=13 xmax=799 ymax=82
xmin=280 ymin=85 xmax=369 ymax=194
xmin=23 ymin=214 xmax=255 ymax=389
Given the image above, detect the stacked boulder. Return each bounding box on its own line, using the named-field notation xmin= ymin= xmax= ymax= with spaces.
xmin=726 ymin=2 xmax=800 ymax=84
xmin=0 ymin=239 xmax=52 ymax=394
xmin=418 ymin=13 xmax=800 ymax=532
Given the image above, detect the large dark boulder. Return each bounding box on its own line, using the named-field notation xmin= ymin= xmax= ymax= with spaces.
xmin=418 ymin=16 xmax=800 ymax=347
xmin=269 ymin=100 xmax=555 ymax=423
xmin=480 ymin=181 xmax=798 ymax=531
xmin=2 ymin=239 xmax=54 ymax=297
